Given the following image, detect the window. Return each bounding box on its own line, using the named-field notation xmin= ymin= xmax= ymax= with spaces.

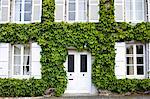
xmin=115 ymin=0 xmax=145 ymax=22
xmin=0 ymin=0 xmax=42 ymax=23
xmin=13 ymin=44 xmax=31 ymax=76
xmin=55 ymin=0 xmax=99 ymax=22
xmin=126 ymin=44 xmax=145 ymax=76
xmin=12 ymin=0 xmax=42 ymax=23
xmin=14 ymin=0 xmax=32 ymax=22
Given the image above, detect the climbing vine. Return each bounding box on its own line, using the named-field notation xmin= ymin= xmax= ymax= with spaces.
xmin=0 ymin=0 xmax=149 ymax=97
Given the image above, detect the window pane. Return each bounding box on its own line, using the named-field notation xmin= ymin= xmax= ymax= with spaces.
xmin=69 ymin=12 xmax=75 ymax=20
xmin=80 ymin=55 xmax=87 ymax=72
xmin=15 ymin=0 xmax=22 ymax=21
xmin=127 ymin=66 xmax=134 ymax=75
xmin=78 ymin=0 xmax=87 ymax=21
xmin=14 ymin=45 xmax=21 ymax=55
xmin=24 ymin=3 xmax=32 ymax=11
xmin=24 ymin=45 xmax=30 ymax=55
xmin=14 ymin=56 xmax=21 ymax=65
xmin=68 ymin=55 xmax=74 ymax=72
xmin=23 ymin=66 xmax=30 ymax=75
xmin=69 ymin=3 xmax=75 ymax=11
xmin=23 ymin=56 xmax=30 ymax=65
xmin=24 ymin=13 xmax=31 ymax=21
xmin=136 ymin=45 xmax=143 ymax=54
xmin=14 ymin=66 xmax=21 ymax=75
xmin=127 ymin=57 xmax=134 ymax=64
xmin=137 ymin=66 xmax=144 ymax=75
xmin=126 ymin=45 xmax=133 ymax=54
xmin=137 ymin=57 xmax=143 ymax=64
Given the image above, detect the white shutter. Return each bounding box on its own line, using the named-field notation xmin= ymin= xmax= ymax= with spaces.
xmin=32 ymin=0 xmax=42 ymax=22
xmin=55 ymin=0 xmax=65 ymax=22
xmin=115 ymin=42 xmax=126 ymax=79
xmin=0 ymin=0 xmax=10 ymax=23
xmin=148 ymin=0 xmax=150 ymax=22
xmin=0 ymin=43 xmax=9 ymax=78
xmin=89 ymin=0 xmax=99 ymax=22
xmin=114 ymin=0 xmax=124 ymax=22
xmin=31 ymin=43 xmax=42 ymax=79
xmin=147 ymin=43 xmax=150 ymax=78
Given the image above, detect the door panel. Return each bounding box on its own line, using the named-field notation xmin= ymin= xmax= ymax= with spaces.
xmin=65 ymin=50 xmax=91 ymax=93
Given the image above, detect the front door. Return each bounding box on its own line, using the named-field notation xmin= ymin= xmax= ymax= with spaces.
xmin=64 ymin=50 xmax=91 ymax=93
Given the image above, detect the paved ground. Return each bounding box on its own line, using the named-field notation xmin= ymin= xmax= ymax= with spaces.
xmin=1 ymin=95 xmax=150 ymax=99
xmin=42 ymin=95 xmax=150 ymax=99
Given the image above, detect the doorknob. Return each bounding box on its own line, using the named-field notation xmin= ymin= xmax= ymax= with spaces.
xmin=70 ymin=74 xmax=72 ymax=76
xmin=83 ymin=74 xmax=85 ymax=76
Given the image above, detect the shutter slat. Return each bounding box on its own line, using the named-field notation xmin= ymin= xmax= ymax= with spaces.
xmin=31 ymin=43 xmax=41 ymax=79
xmin=55 ymin=0 xmax=65 ymax=22
xmin=32 ymin=0 xmax=42 ymax=22
xmin=115 ymin=0 xmax=124 ymax=22
xmin=115 ymin=42 xmax=126 ymax=79
xmin=0 ymin=43 xmax=9 ymax=78
xmin=89 ymin=0 xmax=99 ymax=22
xmin=0 ymin=0 xmax=10 ymax=23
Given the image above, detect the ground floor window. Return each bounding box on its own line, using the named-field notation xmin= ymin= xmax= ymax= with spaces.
xmin=12 ymin=44 xmax=31 ymax=76
xmin=126 ymin=43 xmax=145 ymax=76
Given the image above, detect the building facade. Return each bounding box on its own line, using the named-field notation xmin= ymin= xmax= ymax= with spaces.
xmin=0 ymin=0 xmax=149 ymax=96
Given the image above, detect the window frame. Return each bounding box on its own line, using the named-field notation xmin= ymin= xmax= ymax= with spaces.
xmin=12 ymin=44 xmax=31 ymax=78
xmin=126 ymin=43 xmax=146 ymax=79
xmin=12 ymin=0 xmax=32 ymax=23
xmin=125 ymin=0 xmax=145 ymax=23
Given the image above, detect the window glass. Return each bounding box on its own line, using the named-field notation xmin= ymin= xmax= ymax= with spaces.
xmin=68 ymin=55 xmax=74 ymax=72
xmin=137 ymin=66 xmax=144 ymax=75
xmin=80 ymin=55 xmax=87 ymax=72
xmin=15 ymin=0 xmax=22 ymax=21
xmin=127 ymin=66 xmax=134 ymax=75
xmin=136 ymin=45 xmax=143 ymax=54
xmin=14 ymin=45 xmax=21 ymax=55
xmin=24 ymin=0 xmax=32 ymax=21
xmin=68 ymin=0 xmax=76 ymax=21
xmin=126 ymin=45 xmax=133 ymax=54
xmin=127 ymin=57 xmax=134 ymax=64
xmin=137 ymin=57 xmax=143 ymax=64
xmin=13 ymin=44 xmax=30 ymax=76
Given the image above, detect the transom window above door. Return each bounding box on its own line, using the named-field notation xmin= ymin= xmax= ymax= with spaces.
xmin=126 ymin=44 xmax=145 ymax=77
xmin=55 ymin=0 xmax=99 ymax=22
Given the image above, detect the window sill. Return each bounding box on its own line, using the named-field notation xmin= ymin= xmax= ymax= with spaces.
xmin=126 ymin=75 xmax=146 ymax=79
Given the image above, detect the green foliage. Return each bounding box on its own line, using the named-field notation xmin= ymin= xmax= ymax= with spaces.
xmin=0 ymin=0 xmax=149 ymax=97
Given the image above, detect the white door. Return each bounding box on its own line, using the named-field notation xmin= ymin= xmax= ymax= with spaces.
xmin=64 ymin=50 xmax=91 ymax=93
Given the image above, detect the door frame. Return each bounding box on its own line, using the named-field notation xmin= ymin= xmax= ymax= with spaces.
xmin=64 ymin=50 xmax=92 ymax=94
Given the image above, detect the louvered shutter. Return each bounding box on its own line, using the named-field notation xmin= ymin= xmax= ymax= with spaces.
xmin=89 ymin=0 xmax=99 ymax=22
xmin=115 ymin=42 xmax=126 ymax=79
xmin=0 ymin=43 xmax=9 ymax=78
xmin=31 ymin=43 xmax=41 ymax=79
xmin=55 ymin=0 xmax=65 ymax=22
xmin=147 ymin=43 xmax=150 ymax=78
xmin=114 ymin=0 xmax=124 ymax=22
xmin=148 ymin=0 xmax=150 ymax=22
xmin=0 ymin=0 xmax=10 ymax=23
xmin=32 ymin=0 xmax=42 ymax=22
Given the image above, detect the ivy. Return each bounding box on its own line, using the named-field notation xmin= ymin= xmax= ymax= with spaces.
xmin=0 ymin=0 xmax=149 ymax=97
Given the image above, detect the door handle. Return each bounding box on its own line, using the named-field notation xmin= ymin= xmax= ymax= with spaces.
xmin=69 ymin=79 xmax=73 ymax=80
xmin=83 ymin=74 xmax=85 ymax=76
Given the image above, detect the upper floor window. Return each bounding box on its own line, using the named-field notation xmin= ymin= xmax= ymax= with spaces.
xmin=55 ymin=0 xmax=99 ymax=22
xmin=115 ymin=0 xmax=146 ymax=23
xmin=0 ymin=0 xmax=42 ymax=24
